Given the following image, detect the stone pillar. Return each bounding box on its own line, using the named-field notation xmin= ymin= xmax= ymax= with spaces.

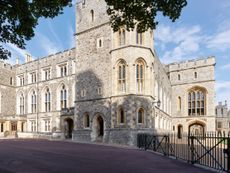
xmin=17 ymin=121 xmax=22 ymax=131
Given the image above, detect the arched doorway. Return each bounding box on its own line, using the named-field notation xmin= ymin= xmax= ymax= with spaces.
xmin=189 ymin=122 xmax=205 ymax=136
xmin=64 ymin=118 xmax=73 ymax=139
xmin=92 ymin=115 xmax=104 ymax=141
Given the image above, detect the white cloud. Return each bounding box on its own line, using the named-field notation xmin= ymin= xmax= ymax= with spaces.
xmin=155 ymin=25 xmax=203 ymax=63
xmin=36 ymin=32 xmax=61 ymax=55
xmin=4 ymin=43 xmax=31 ymax=64
xmin=206 ymin=29 xmax=230 ymax=51
xmin=220 ymin=63 xmax=230 ymax=70
xmin=68 ymin=25 xmax=75 ymax=48
xmin=48 ymin=21 xmax=64 ymax=50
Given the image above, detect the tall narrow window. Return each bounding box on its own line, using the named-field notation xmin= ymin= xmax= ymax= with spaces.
xmin=90 ymin=10 xmax=94 ymax=22
xmin=45 ymin=88 xmax=51 ymax=112
xmin=138 ymin=108 xmax=144 ymax=124
xmin=20 ymin=93 xmax=24 ymax=114
xmin=136 ymin=32 xmax=143 ymax=45
xmin=178 ymin=74 xmax=181 ymax=80
xmin=31 ymin=72 xmax=37 ymax=83
xmin=136 ymin=60 xmax=144 ymax=93
xmin=188 ymin=88 xmax=206 ymax=116
xmin=117 ymin=108 xmax=125 ymax=124
xmin=1 ymin=123 xmax=3 ymax=132
xmin=119 ymin=29 xmax=125 ymax=46
xmin=177 ymin=125 xmax=183 ymax=139
xmin=31 ymin=121 xmax=36 ymax=132
xmin=118 ymin=60 xmax=126 ymax=92
xmin=178 ymin=96 xmax=181 ymax=111
xmin=45 ymin=120 xmax=51 ymax=132
xmin=83 ymin=113 xmax=90 ymax=128
xmin=60 ymin=65 xmax=67 ymax=77
xmin=44 ymin=68 xmax=51 ymax=80
xmin=194 ymin=72 xmax=197 ymax=79
xmin=31 ymin=90 xmax=36 ymax=113
xmin=10 ymin=77 xmax=13 ymax=85
xmin=60 ymin=84 xmax=67 ymax=109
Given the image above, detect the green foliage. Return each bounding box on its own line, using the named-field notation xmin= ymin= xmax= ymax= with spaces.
xmin=105 ymin=0 xmax=187 ymax=32
xmin=0 ymin=0 xmax=71 ymax=60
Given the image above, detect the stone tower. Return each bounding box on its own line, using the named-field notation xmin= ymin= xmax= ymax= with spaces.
xmin=73 ymin=0 xmax=172 ymax=145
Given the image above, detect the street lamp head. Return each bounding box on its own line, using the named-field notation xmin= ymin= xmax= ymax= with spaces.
xmin=157 ymin=100 xmax=161 ymax=108
xmin=152 ymin=100 xmax=161 ymax=108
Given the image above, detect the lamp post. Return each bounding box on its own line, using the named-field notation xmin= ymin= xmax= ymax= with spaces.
xmin=152 ymin=100 xmax=161 ymax=130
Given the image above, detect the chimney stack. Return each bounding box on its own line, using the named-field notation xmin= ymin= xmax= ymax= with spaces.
xmin=16 ymin=57 xmax=19 ymax=65
xmin=25 ymin=54 xmax=32 ymax=63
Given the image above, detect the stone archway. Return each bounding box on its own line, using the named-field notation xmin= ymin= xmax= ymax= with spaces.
xmin=64 ymin=118 xmax=73 ymax=139
xmin=91 ymin=114 xmax=104 ymax=142
xmin=189 ymin=121 xmax=206 ymax=136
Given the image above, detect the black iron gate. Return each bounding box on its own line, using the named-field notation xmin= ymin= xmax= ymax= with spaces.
xmin=137 ymin=133 xmax=230 ymax=172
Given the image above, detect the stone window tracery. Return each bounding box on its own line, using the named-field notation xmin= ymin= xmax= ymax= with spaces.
xmin=136 ymin=60 xmax=144 ymax=93
xmin=31 ymin=90 xmax=37 ymax=113
xmin=119 ymin=29 xmax=126 ymax=46
xmin=60 ymin=84 xmax=67 ymax=109
xmin=20 ymin=93 xmax=24 ymax=114
xmin=118 ymin=60 xmax=126 ymax=92
xmin=188 ymin=88 xmax=206 ymax=116
xmin=45 ymin=88 xmax=51 ymax=112
xmin=136 ymin=32 xmax=143 ymax=45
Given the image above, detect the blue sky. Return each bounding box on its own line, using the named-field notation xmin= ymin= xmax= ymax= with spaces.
xmin=4 ymin=0 xmax=230 ymax=107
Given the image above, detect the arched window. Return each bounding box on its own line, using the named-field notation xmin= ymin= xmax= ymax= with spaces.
xmin=117 ymin=107 xmax=125 ymax=124
xmin=119 ymin=29 xmax=125 ymax=46
xmin=137 ymin=108 xmax=144 ymax=124
xmin=178 ymin=74 xmax=181 ymax=80
xmin=20 ymin=93 xmax=24 ymax=114
xmin=188 ymin=88 xmax=206 ymax=116
xmin=90 ymin=10 xmax=94 ymax=22
xmin=136 ymin=60 xmax=144 ymax=93
xmin=136 ymin=32 xmax=143 ymax=45
xmin=178 ymin=96 xmax=181 ymax=111
xmin=45 ymin=88 xmax=51 ymax=112
xmin=83 ymin=113 xmax=90 ymax=128
xmin=60 ymin=84 xmax=67 ymax=109
xmin=31 ymin=90 xmax=36 ymax=113
xmin=118 ymin=60 xmax=126 ymax=92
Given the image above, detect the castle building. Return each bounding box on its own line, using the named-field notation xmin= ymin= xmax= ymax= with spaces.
xmin=0 ymin=0 xmax=217 ymax=145
xmin=215 ymin=101 xmax=230 ymax=136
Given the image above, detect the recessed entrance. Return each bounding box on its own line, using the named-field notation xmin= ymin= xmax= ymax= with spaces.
xmin=189 ymin=122 xmax=205 ymax=136
xmin=64 ymin=118 xmax=73 ymax=139
xmin=92 ymin=115 xmax=104 ymax=141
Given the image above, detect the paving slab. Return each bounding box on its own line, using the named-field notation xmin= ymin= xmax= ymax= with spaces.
xmin=0 ymin=139 xmax=213 ymax=173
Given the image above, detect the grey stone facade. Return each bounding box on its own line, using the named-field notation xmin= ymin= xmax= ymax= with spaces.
xmin=0 ymin=0 xmax=220 ymax=146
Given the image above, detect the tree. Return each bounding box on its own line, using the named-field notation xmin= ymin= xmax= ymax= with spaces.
xmin=0 ymin=0 xmax=187 ymax=60
xmin=105 ymin=0 xmax=187 ymax=32
xmin=0 ymin=0 xmax=71 ymax=60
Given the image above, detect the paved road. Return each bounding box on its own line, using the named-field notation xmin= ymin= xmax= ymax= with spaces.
xmin=0 ymin=139 xmax=212 ymax=173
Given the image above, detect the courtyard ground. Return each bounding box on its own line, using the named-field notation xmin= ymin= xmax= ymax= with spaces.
xmin=0 ymin=139 xmax=212 ymax=173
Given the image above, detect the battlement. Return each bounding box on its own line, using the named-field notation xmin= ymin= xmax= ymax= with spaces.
xmin=167 ymin=56 xmax=215 ymax=72
xmin=16 ymin=48 xmax=75 ymax=67
xmin=0 ymin=60 xmax=15 ymax=71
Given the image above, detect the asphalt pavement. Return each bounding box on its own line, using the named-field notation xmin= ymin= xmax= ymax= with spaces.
xmin=0 ymin=139 xmax=213 ymax=173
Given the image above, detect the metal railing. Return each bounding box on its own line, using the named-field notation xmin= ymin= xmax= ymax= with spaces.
xmin=137 ymin=133 xmax=230 ymax=172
